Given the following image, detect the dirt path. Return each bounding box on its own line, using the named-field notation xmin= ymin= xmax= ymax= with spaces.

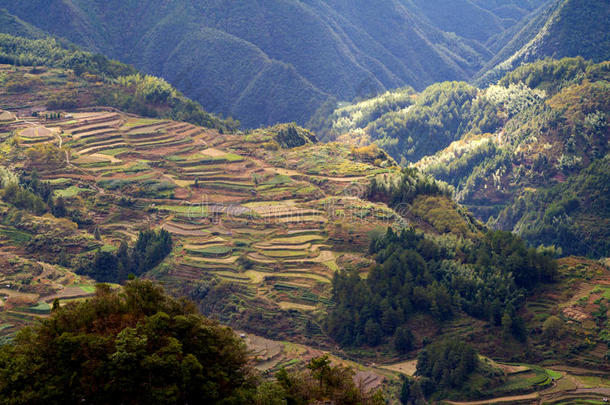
xmin=443 ymin=392 xmax=539 ymax=405
xmin=571 ymin=387 xmax=610 ymax=395
xmin=379 ymin=360 xmax=417 ymax=376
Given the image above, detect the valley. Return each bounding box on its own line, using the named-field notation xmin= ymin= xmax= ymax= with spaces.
xmin=0 ymin=3 xmax=608 ymax=402
xmin=0 ymin=60 xmax=608 ymax=403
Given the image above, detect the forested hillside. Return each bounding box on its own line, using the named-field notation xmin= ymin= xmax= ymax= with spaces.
xmin=476 ymin=0 xmax=610 ymax=85
xmin=0 ymin=0 xmax=547 ymax=127
xmin=320 ymin=58 xmax=610 ymax=257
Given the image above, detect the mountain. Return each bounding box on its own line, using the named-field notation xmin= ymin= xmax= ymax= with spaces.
xmin=318 ymin=58 xmax=610 ymax=257
xmin=0 ymin=0 xmax=546 ymax=128
xmin=476 ymin=0 xmax=610 ymax=85
xmin=0 ymin=9 xmax=45 ymax=39
xmin=1 ymin=35 xmax=610 ymax=403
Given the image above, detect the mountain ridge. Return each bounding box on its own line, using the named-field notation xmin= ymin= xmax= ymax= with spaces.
xmin=0 ymin=0 xmax=549 ymax=127
xmin=476 ymin=0 xmax=610 ymax=85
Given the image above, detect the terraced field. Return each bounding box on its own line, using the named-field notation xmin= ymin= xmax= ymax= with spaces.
xmin=0 ymin=109 xmax=406 ymax=339
xmin=0 ymin=252 xmax=97 ymax=342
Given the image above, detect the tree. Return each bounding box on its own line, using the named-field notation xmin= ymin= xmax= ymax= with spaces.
xmin=394 ymin=327 xmax=414 ymax=353
xmin=307 ymin=355 xmax=332 ymax=391
xmin=501 ymin=310 xmax=513 ymax=339
xmin=52 ymin=196 xmax=67 ymax=217
xmin=278 ymin=357 xmax=384 ymax=405
xmin=542 ymin=315 xmax=563 ymax=340
xmin=78 ymin=229 xmax=172 ymax=283
xmin=416 ymin=340 xmax=478 ymax=393
xmin=0 ymin=280 xmax=255 ymax=404
xmin=364 ymin=319 xmax=382 ymax=346
xmin=254 ymin=382 xmax=287 ymax=405
xmin=400 ymin=378 xmax=425 ymax=405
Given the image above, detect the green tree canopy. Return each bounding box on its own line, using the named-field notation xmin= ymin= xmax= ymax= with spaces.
xmin=0 ymin=280 xmax=254 ymax=404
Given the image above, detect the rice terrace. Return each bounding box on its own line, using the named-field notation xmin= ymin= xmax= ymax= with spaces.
xmin=0 ymin=1 xmax=608 ymax=400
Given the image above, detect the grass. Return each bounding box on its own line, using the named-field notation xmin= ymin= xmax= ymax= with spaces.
xmin=576 ymin=375 xmax=610 ymax=388
xmin=54 ymin=186 xmax=87 ymax=198
xmin=246 ymin=271 xmax=330 ymax=284
xmin=0 ymin=226 xmax=32 ymax=244
xmin=169 ymin=152 xmax=244 ymax=163
xmin=46 ymin=178 xmax=71 ymax=185
xmin=270 ymin=235 xmax=325 ymax=244
xmin=100 ymin=244 xmax=117 ymax=253
xmin=156 ymin=205 xmax=208 ymax=216
xmin=121 ymin=118 xmax=165 ymax=129
xmin=97 ymin=174 xmax=156 ymax=189
xmin=264 ymin=250 xmax=309 ymax=258
xmin=186 ymin=245 xmax=233 ymax=256
xmin=485 ymin=365 xmax=554 ymax=397
xmin=545 ymin=369 xmax=563 ymax=380
xmin=264 ymin=175 xmax=293 ymax=185
xmin=323 ymin=260 xmax=339 ymax=272
xmin=99 ymin=147 xmax=129 ymax=156
xmin=78 ymin=285 xmax=96 ymax=293
xmin=0 ymin=323 xmax=13 ymax=331
xmin=28 ymin=302 xmax=51 ymax=314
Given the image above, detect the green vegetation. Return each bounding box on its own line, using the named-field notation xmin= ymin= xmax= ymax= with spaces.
xmin=315 ymin=87 xmax=415 ymax=141
xmin=0 ymin=280 xmax=254 ymax=404
xmin=328 ymin=58 xmax=610 ymax=257
xmin=78 ymin=229 xmax=172 ymax=283
xmin=270 ymin=354 xmax=384 ymax=405
xmin=0 ymin=33 xmax=135 ymax=78
xmin=322 ymin=81 xmax=501 ymax=163
xmin=416 ymin=340 xmax=480 ymax=394
xmin=0 ymin=280 xmax=385 ymax=404
xmin=327 ymin=228 xmax=556 ymax=346
xmin=0 ymin=9 xmax=608 ymax=400
xmin=186 ymin=245 xmax=232 ymax=257
xmin=477 ymin=0 xmax=610 ymax=85
xmin=27 ymin=302 xmax=50 ymax=314
xmin=368 ymin=167 xmax=450 ymax=206
xmin=54 ymin=185 xmax=86 ymax=198
xmin=247 ymin=123 xmax=317 ymax=149
xmin=496 ymin=155 xmax=610 ymax=257
xmin=1 ymin=182 xmax=47 ymax=215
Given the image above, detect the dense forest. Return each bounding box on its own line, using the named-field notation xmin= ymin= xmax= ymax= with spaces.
xmin=326 ymin=227 xmax=556 ymax=347
xmin=477 ymin=0 xmax=610 ymax=85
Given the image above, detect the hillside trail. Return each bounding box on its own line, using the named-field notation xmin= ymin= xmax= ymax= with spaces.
xmin=443 ymin=392 xmax=539 ymax=405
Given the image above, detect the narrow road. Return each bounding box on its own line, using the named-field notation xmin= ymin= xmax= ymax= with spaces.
xmin=443 ymin=392 xmax=538 ymax=405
